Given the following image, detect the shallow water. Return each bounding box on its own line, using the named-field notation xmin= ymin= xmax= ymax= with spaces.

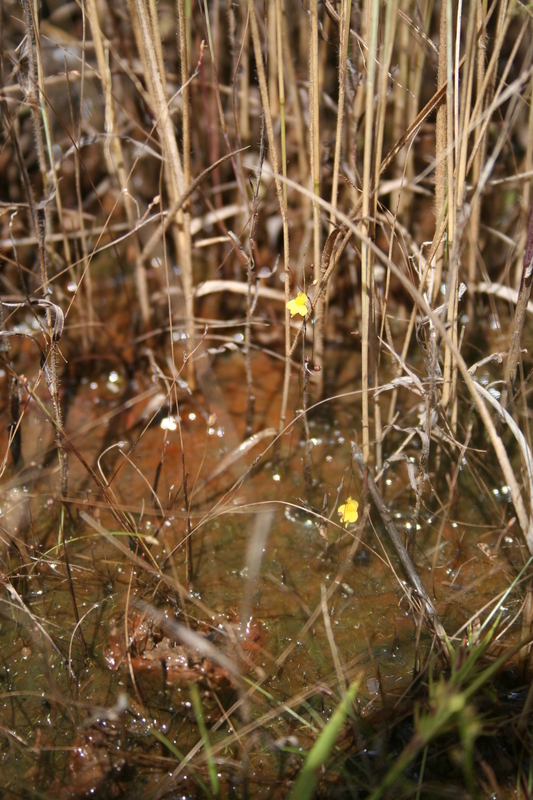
xmin=0 ymin=333 xmax=527 ymax=797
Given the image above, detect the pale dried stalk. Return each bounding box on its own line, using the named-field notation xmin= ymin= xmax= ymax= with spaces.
xmin=281 ymin=3 xmax=308 ymax=188
xmin=506 ymin=204 xmax=533 ymax=387
xmin=65 ymin=33 xmax=92 ymax=350
xmin=247 ymin=0 xmax=290 ymax=434
xmin=281 ymin=0 xmax=310 ymax=285
xmin=455 ymin=0 xmax=477 ymax=213
xmin=309 ymin=0 xmax=324 ymax=392
xmin=268 ymin=0 xmax=279 ymax=116
xmin=467 ymin=0 xmax=488 ymax=317
xmin=238 ymin=2 xmax=251 ymax=144
xmin=176 ymin=0 xmax=193 ymax=576
xmin=21 ymin=1 xmax=48 ymax=195
xmin=29 ymin=0 xmax=73 ymax=277
xmin=149 ymin=0 xmax=167 ymax=86
xmin=371 ymin=0 xmax=397 ymax=474
xmin=465 ymin=0 xmax=512 ymax=177
xmin=389 ymin=2 xmax=410 ymax=221
xmin=442 ymin=0 xmax=477 ymax=428
xmin=330 ymin=0 xmax=352 ymax=223
xmin=385 ymin=0 xmax=434 ymax=425
xmin=439 ymin=0 xmax=457 ymax=415
xmin=360 ymin=0 xmax=380 ymax=464
xmin=86 ymin=0 xmax=149 ymax=324
xmin=432 ymin=0 xmax=448 ymax=304
xmin=177 ymin=0 xmax=191 ymax=245
xmin=445 ymin=0 xmax=455 ymax=250
xmin=203 ymin=0 xmax=250 ymax=214
xmin=131 ymin=0 xmax=194 ymax=379
xmin=275 ymin=0 xmax=287 ymax=211
xmin=387 ymin=0 xmax=433 ymax=425
xmin=512 ymin=72 xmax=533 ymax=288
xmin=326 ymin=0 xmax=351 ymax=351
xmin=19 ymin=2 xmax=68 ymax=495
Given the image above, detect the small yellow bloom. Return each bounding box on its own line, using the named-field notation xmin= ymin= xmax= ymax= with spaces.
xmin=338 ymin=497 xmax=359 ymax=525
xmin=286 ymin=292 xmax=309 ymax=318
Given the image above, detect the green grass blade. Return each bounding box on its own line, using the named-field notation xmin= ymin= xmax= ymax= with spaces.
xmin=190 ymin=683 xmax=219 ymax=797
xmin=149 ymin=727 xmax=215 ymax=799
xmin=288 ymin=679 xmax=360 ymax=800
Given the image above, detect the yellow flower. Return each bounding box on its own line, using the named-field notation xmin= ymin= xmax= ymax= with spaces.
xmin=286 ymin=292 xmax=309 ymax=318
xmin=338 ymin=497 xmax=359 ymax=525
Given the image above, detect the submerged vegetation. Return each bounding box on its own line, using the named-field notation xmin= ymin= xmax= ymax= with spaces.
xmin=1 ymin=0 xmax=533 ymax=796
